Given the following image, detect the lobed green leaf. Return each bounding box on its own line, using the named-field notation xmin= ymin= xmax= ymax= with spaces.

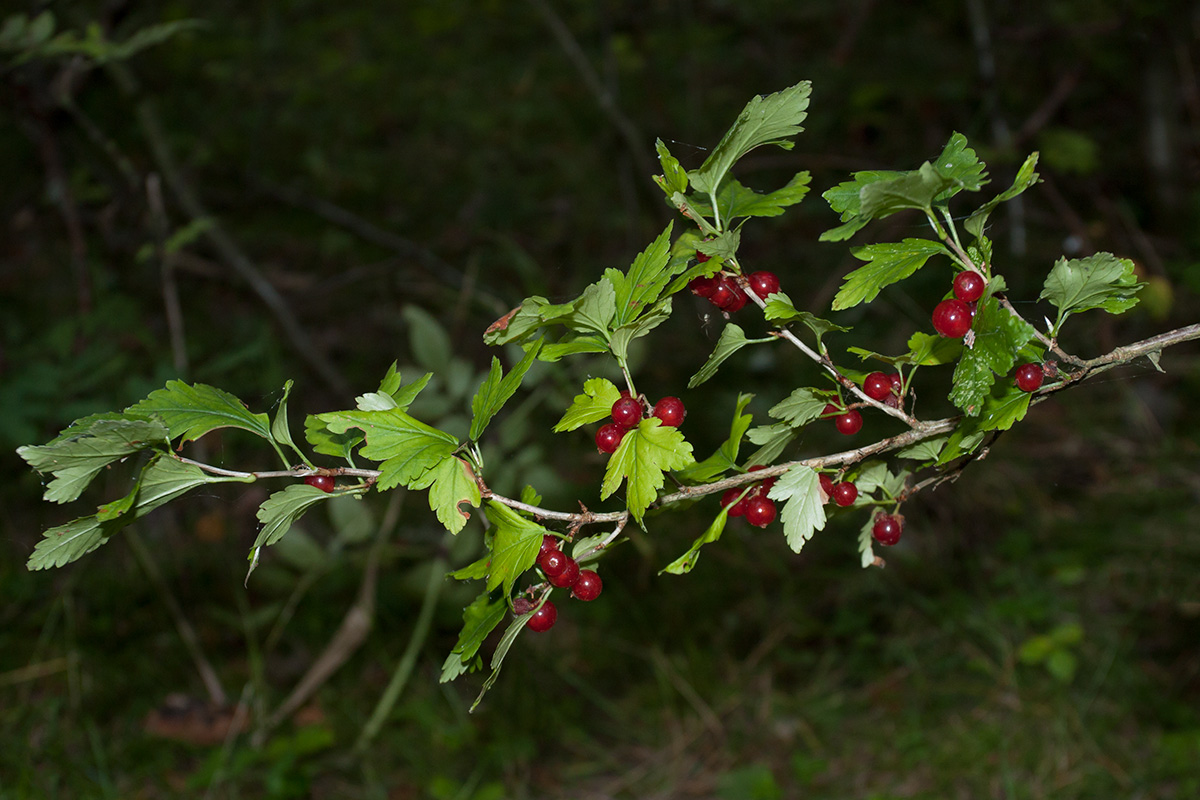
xmin=484 ymin=502 xmax=546 ymax=596
xmin=410 ymin=456 xmax=481 ymax=534
xmin=469 ymin=338 xmax=543 ymax=441
xmin=553 ymin=378 xmax=622 ymax=433
xmin=832 ymin=239 xmax=949 ymax=311
xmin=18 ymin=416 xmax=169 ymax=503
xmin=600 ymin=418 xmax=695 ymax=522
xmin=688 ymin=324 xmax=774 ymax=388
xmin=767 ymin=466 xmax=826 ymax=554
xmin=318 ymin=408 xmax=458 ymax=490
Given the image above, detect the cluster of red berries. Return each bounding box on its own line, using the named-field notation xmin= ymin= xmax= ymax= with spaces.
xmin=862 ymin=371 xmax=904 ymax=408
xmin=720 ymin=466 xmax=778 ymax=527
xmin=521 ymin=535 xmax=603 ymax=632
xmin=819 ymin=473 xmax=858 ymax=507
xmin=821 ymin=403 xmax=863 ymax=435
xmin=871 ymin=513 xmax=904 ymax=546
xmin=931 ymin=270 xmax=986 ymax=338
xmin=304 ymin=475 xmax=335 ymax=492
xmin=595 ymin=394 xmax=686 ymax=454
xmin=688 ymin=269 xmax=780 ymax=313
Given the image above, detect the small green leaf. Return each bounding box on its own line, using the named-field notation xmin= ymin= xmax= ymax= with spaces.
xmin=856 ymin=514 xmax=878 ymax=569
xmin=820 ymin=170 xmax=904 ymax=241
xmin=610 ymin=298 xmax=673 ymax=363
xmin=1039 ymin=252 xmax=1143 ymax=331
xmin=688 ymin=324 xmax=774 ymax=388
xmin=832 ymin=239 xmax=949 ymax=311
xmin=564 ymin=279 xmax=617 ymax=337
xmin=469 ymin=337 xmax=543 ymax=441
xmin=610 ymin=223 xmax=676 ymax=326
xmin=767 ymin=466 xmax=826 ymax=554
xmin=252 ymin=484 xmax=335 ymax=551
xmin=601 ymin=419 xmax=695 ymax=522
xmin=744 ymin=423 xmax=797 ymax=466
xmin=537 ymin=335 xmax=609 ymax=362
xmin=966 ymin=151 xmax=1040 ymax=238
xmin=448 ymin=556 xmax=490 ymax=582
xmin=271 ymin=380 xmax=310 ymax=466
xmin=471 ymin=600 xmax=539 ymax=711
xmin=553 ymin=378 xmax=622 ymax=433
xmin=762 ymin=291 xmax=848 ymax=344
xmin=129 ymin=381 xmax=272 ymax=444
xmin=26 ymin=515 xmax=117 ymax=570
xmin=678 ymin=393 xmax=754 ymax=483
xmin=907 ymin=331 xmax=963 ymax=366
xmin=895 ymin=437 xmax=948 ymax=461
xmin=859 ymin=162 xmax=957 ymax=220
xmin=410 ymin=456 xmax=481 ymax=534
xmin=929 ymin=132 xmax=989 ymax=198
xmin=695 ymin=230 xmax=741 ymax=262
xmin=768 ymin=388 xmax=828 ymax=427
xmin=18 ymin=417 xmax=169 ymax=503
xmin=485 ymin=502 xmax=545 ymax=596
xmin=715 ymin=173 xmax=811 ymax=220
xmin=661 ymin=504 xmax=732 ymax=575
xmin=304 ymin=414 xmax=362 ymax=460
xmin=441 ymin=589 xmax=507 ymax=683
xmin=319 ymin=409 xmax=458 ymax=490
xmin=654 ymin=138 xmax=688 ymax=195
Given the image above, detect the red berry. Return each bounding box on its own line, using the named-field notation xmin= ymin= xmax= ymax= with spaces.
xmin=304 ymin=475 xmax=335 ymax=492
xmin=1015 ymin=362 xmax=1044 ymax=392
xmin=512 ymin=597 xmax=534 ymax=616
xmin=539 ymin=535 xmax=558 ymax=557
xmin=747 ymin=271 xmax=780 ymax=299
xmin=863 ymin=372 xmax=892 ymax=401
xmin=747 ymin=464 xmax=777 ymax=493
xmin=595 ymin=423 xmax=626 ymax=454
xmin=695 ymin=251 xmax=711 ymax=263
xmin=689 ymin=275 xmax=719 ymax=298
xmin=538 ymin=548 xmax=570 ymax=578
xmin=744 ymin=496 xmax=777 ymax=527
xmin=611 ymin=396 xmax=643 ymax=428
xmin=709 ymin=281 xmax=734 ymax=309
xmin=715 ymin=276 xmax=747 ymax=312
xmin=527 ymin=601 xmax=557 ymax=632
xmin=932 ymin=299 xmax=973 ymax=338
xmin=835 ymin=410 xmax=863 ymax=435
xmin=819 ymin=473 xmax=834 ymax=501
xmin=831 ymin=481 xmax=858 ymax=507
xmin=953 ymin=271 xmax=986 ymax=302
xmin=721 ymin=488 xmax=749 ymax=517
xmin=652 ymin=396 xmax=686 ymax=427
xmin=548 ymin=556 xmax=581 ymax=588
xmin=572 ymin=570 xmax=603 ymax=601
xmin=888 ymin=373 xmax=903 ymax=392
xmin=872 ymin=514 xmax=904 ymax=546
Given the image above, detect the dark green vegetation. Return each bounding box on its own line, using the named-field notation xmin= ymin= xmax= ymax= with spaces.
xmin=3 ymin=1 xmax=1199 ymax=797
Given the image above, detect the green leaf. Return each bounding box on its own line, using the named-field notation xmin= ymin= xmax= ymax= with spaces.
xmin=410 ymin=456 xmax=481 ymax=534
xmin=744 ymin=423 xmax=798 ymax=466
xmin=907 ymin=331 xmax=963 ymax=366
xmin=26 ymin=515 xmax=117 ymax=570
xmin=610 ymin=223 xmax=676 ymax=326
xmin=304 ymin=414 xmax=362 ymax=460
xmin=661 ymin=504 xmax=733 ymax=575
xmin=767 ymin=466 xmax=826 ymax=554
xmin=609 ymin=298 xmax=673 ymax=363
xmin=537 ymin=334 xmax=610 ymax=362
xmin=471 ymin=600 xmax=539 ymax=711
xmin=441 ymin=589 xmax=507 ymax=682
xmin=768 ymin=388 xmax=828 ymax=427
xmin=134 ymin=453 xmax=250 ymax=515
xmin=820 ymin=170 xmax=904 ymax=241
xmin=689 ymin=81 xmax=811 ymax=196
xmin=948 ymin=297 xmax=1036 ymax=415
xmin=939 ymin=383 xmax=1033 ymax=463
xmin=762 ymin=291 xmax=848 ymax=344
xmin=485 ymin=501 xmax=546 ymax=596
xmin=654 ymin=138 xmax=688 ymax=196
xmin=271 ymin=380 xmax=309 ymax=466
xmin=859 ymin=162 xmax=957 ymax=220
xmin=695 ymin=230 xmax=741 ymax=262
xmin=469 ymin=338 xmax=543 ymax=441
xmin=601 ymin=419 xmax=695 ymax=522
xmin=856 ymin=514 xmax=878 ymax=569
xmin=688 ymin=324 xmax=774 ymax=388
xmin=403 ymin=305 xmax=453 ymax=373
xmin=677 ymin=393 xmax=754 ymax=483
xmin=966 ymin=151 xmax=1040 ymax=238
xmin=716 ymin=173 xmax=811 ymax=220
xmin=252 ymin=484 xmax=336 ymax=551
xmin=553 ymin=378 xmax=622 ymax=433
xmin=129 ymin=381 xmax=272 ymax=444
xmin=832 ymin=239 xmax=949 ymax=311
xmin=18 ymin=417 xmax=169 ymax=503
xmin=318 ymin=409 xmax=458 ymax=490
xmin=448 ymin=556 xmax=490 ymax=581
xmin=1039 ymin=252 xmax=1143 ymax=331
xmin=563 ymin=279 xmax=616 ymax=337
xmin=929 ymin=132 xmax=989 ymax=198
xmin=895 ymin=437 xmax=948 ymax=461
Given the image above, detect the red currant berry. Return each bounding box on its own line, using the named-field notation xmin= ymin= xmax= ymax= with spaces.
xmin=835 ymin=410 xmax=863 ymax=435
xmin=572 ymin=570 xmax=603 ymax=601
xmin=527 ymin=601 xmax=557 ymax=632
xmin=744 ymin=496 xmax=777 ymax=527
xmin=689 ymin=275 xmax=719 ymax=298
xmin=548 ymin=556 xmax=581 ymax=588
xmin=695 ymin=250 xmax=711 ymax=263
xmin=709 ymin=281 xmax=733 ymax=309
xmin=652 ymin=396 xmax=686 ymax=427
xmin=889 ymin=373 xmax=903 ymax=392
xmin=747 ymin=271 xmax=781 ymax=299
xmin=595 ymin=423 xmax=626 ymax=454
xmin=863 ymin=372 xmax=892 ymax=401
xmin=539 ymin=548 xmax=570 ymax=578
xmin=1014 ymin=362 xmax=1044 ymax=392
xmin=716 ymin=277 xmax=748 ymax=312
xmin=819 ymin=473 xmax=834 ymax=501
xmin=953 ymin=271 xmax=986 ymax=302
xmin=721 ymin=488 xmax=749 ymax=517
xmin=611 ymin=396 xmax=643 ymax=428
xmin=932 ymin=298 xmax=973 ymax=338
xmin=831 ymin=481 xmax=858 ymax=507
xmin=871 ymin=514 xmax=904 ymax=546
xmin=539 ymin=535 xmax=559 ymax=557
xmin=304 ymin=475 xmax=335 ymax=492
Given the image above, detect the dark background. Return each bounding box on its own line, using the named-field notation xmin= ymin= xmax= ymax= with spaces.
xmin=2 ymin=1 xmax=1199 ymax=798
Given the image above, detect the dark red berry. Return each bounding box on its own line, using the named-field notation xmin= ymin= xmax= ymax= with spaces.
xmin=872 ymin=514 xmax=904 ymax=546
xmin=888 ymin=373 xmax=903 ymax=392
xmin=932 ymin=299 xmax=973 ymax=338
xmin=689 ymin=275 xmax=719 ymax=298
xmin=709 ymin=281 xmax=734 ymax=309
xmin=716 ymin=277 xmax=748 ymax=312
xmin=539 ymin=549 xmax=570 ymax=578
xmin=527 ymin=601 xmax=557 ymax=632
xmin=953 ymin=271 xmax=986 ymax=302
xmin=695 ymin=251 xmax=711 ymax=263
xmin=744 ymin=496 xmax=777 ymax=527
xmin=835 ymin=410 xmax=863 ymax=435
xmin=863 ymin=372 xmax=892 ymax=401
xmin=304 ymin=475 xmax=335 ymax=492
xmin=595 ymin=423 xmax=626 ymax=454
xmin=548 ymin=556 xmax=581 ymax=588
xmin=831 ymin=481 xmax=858 ymax=507
xmin=747 ymin=271 xmax=781 ymax=299
xmin=1015 ymin=362 xmax=1044 ymax=392
xmin=539 ymin=535 xmax=558 ymax=557
xmin=721 ymin=488 xmax=749 ymax=517
xmin=572 ymin=570 xmax=603 ymax=601
xmin=819 ymin=473 xmax=834 ymax=501
xmin=611 ymin=396 xmax=643 ymax=428
xmin=652 ymin=396 xmax=686 ymax=427
xmin=513 ymin=597 xmax=534 ymax=616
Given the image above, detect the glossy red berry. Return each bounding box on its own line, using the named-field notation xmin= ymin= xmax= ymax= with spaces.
xmin=716 ymin=277 xmax=748 ymax=312
xmin=548 ymin=556 xmax=581 ymax=588
xmin=747 ymin=271 xmax=780 ymax=299
xmin=819 ymin=473 xmax=834 ymax=501
xmin=744 ymin=496 xmax=777 ymax=527
xmin=595 ymin=423 xmax=626 ymax=454
xmin=831 ymin=481 xmax=858 ymax=507
xmin=611 ymin=396 xmax=643 ymax=428
xmin=652 ymin=396 xmax=686 ymax=427
xmin=835 ymin=410 xmax=863 ymax=435
xmin=953 ymin=271 xmax=986 ymax=302
xmin=572 ymin=570 xmax=603 ymax=601
xmin=689 ymin=275 xmax=719 ymax=298
xmin=527 ymin=601 xmax=557 ymax=632
xmin=872 ymin=514 xmax=904 ymax=546
xmin=539 ymin=535 xmax=559 ymax=557
xmin=304 ymin=475 xmax=335 ymax=492
xmin=1015 ymin=362 xmax=1044 ymax=392
xmin=932 ymin=299 xmax=973 ymax=338
xmin=863 ymin=372 xmax=892 ymax=401
xmin=539 ymin=548 xmax=570 ymax=578
xmin=721 ymin=488 xmax=749 ymax=517
xmin=889 ymin=373 xmax=903 ymax=392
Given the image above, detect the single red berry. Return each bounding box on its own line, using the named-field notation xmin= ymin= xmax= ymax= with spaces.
xmin=932 ymin=298 xmax=973 ymax=338
xmin=835 ymin=410 xmax=863 ymax=435
xmin=549 ymin=556 xmax=581 ymax=588
xmin=539 ymin=535 xmax=558 ymax=557
xmin=716 ymin=276 xmax=748 ymax=312
xmin=595 ymin=423 xmax=626 ymax=454
xmin=304 ymin=475 xmax=335 ymax=492
xmin=872 ymin=514 xmax=904 ymax=546
xmin=572 ymin=570 xmax=603 ymax=601
xmin=819 ymin=473 xmax=834 ymax=501
xmin=689 ymin=275 xmax=719 ymax=298
xmin=744 ymin=496 xmax=777 ymax=528
xmin=695 ymin=250 xmax=711 ymax=263
xmin=831 ymin=481 xmax=858 ymax=507
xmin=652 ymin=396 xmax=686 ymax=427
xmin=889 ymin=373 xmax=903 ymax=392
xmin=1014 ymin=362 xmax=1045 ymax=392
xmin=721 ymin=488 xmax=749 ymax=517
xmin=884 ymin=394 xmax=902 ymax=409
xmin=527 ymin=601 xmax=557 ymax=632
xmin=747 ymin=271 xmax=781 ymax=299
xmin=863 ymin=372 xmax=892 ymax=401
xmin=611 ymin=396 xmax=643 ymax=428
xmin=953 ymin=271 xmax=986 ymax=302
xmin=539 ymin=548 xmax=570 ymax=578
